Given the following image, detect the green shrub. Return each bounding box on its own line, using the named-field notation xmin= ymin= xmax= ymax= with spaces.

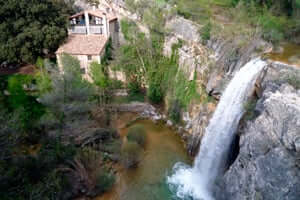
xmin=110 ymin=79 xmax=124 ymax=89
xmin=147 ymin=81 xmax=163 ymax=104
xmin=168 ymin=100 xmax=182 ymax=124
xmin=36 ymin=57 xmax=44 ymax=68
xmin=95 ymin=168 xmax=115 ymax=194
xmin=128 ymin=81 xmax=145 ymax=102
xmin=128 ymin=81 xmax=140 ymax=95
xmin=90 ymin=61 xmax=109 ymax=89
xmin=258 ymin=14 xmax=285 ymax=43
xmin=243 ymin=99 xmax=257 ymax=120
xmin=121 ymin=141 xmax=142 ymax=168
xmin=200 ymin=21 xmax=212 ymax=44
xmin=127 ymin=125 xmax=147 ymax=147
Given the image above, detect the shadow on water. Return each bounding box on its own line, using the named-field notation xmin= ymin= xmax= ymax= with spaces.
xmin=95 ymin=118 xmax=192 ymax=200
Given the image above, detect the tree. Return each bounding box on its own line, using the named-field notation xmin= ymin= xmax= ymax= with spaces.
xmin=40 ymin=54 xmax=94 ymax=120
xmin=89 ymin=61 xmax=111 ymax=105
xmin=0 ymin=0 xmax=72 ymax=64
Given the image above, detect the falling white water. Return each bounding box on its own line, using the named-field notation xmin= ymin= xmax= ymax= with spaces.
xmin=167 ymin=58 xmax=267 ymax=200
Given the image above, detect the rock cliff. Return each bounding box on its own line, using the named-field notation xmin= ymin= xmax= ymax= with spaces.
xmin=218 ymin=83 xmax=300 ymax=200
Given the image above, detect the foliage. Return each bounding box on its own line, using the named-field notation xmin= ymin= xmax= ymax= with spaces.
xmin=35 ymin=59 xmax=53 ymax=94
xmin=0 ymin=135 xmax=76 ymax=200
xmin=243 ymin=99 xmax=257 ymax=120
xmin=173 ymin=72 xmax=200 ymax=109
xmin=127 ymin=125 xmax=147 ymax=147
xmin=168 ymin=99 xmax=182 ymax=124
xmin=5 ymin=75 xmax=45 ymax=129
xmin=102 ymin=37 xmax=113 ymax=65
xmin=116 ymin=17 xmax=200 ymax=107
xmin=36 ymin=57 xmax=44 ymax=68
xmin=128 ymin=81 xmax=145 ymax=102
xmin=147 ymin=80 xmax=163 ymax=103
xmin=121 ymin=141 xmax=143 ymax=168
xmin=66 ymin=147 xmax=115 ymax=196
xmin=170 ymin=0 xmax=300 ymax=43
xmin=0 ymin=0 xmax=72 ymax=64
xmin=40 ymin=54 xmax=94 ymax=120
xmin=0 ymin=55 xmax=117 ymax=200
xmin=90 ymin=61 xmax=110 ymax=89
xmin=200 ymin=21 xmax=212 ymax=44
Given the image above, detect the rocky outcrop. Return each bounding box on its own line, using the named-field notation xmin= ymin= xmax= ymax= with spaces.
xmin=185 ymin=103 xmax=216 ymax=156
xmin=164 ymin=16 xmax=212 ymax=82
xmin=206 ymin=38 xmax=272 ymax=98
xmin=111 ymin=102 xmax=163 ymax=121
xmin=218 ymin=83 xmax=300 ymax=200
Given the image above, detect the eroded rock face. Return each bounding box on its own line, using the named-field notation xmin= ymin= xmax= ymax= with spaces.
xmin=218 ymin=83 xmax=300 ymax=200
xmin=165 ymin=16 xmax=200 ymax=43
xmin=206 ymin=38 xmax=271 ymax=98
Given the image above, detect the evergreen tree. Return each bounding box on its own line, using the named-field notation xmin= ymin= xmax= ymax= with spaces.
xmin=0 ymin=0 xmax=73 ymax=64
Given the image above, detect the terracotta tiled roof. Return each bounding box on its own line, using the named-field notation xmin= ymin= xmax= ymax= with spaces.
xmin=56 ymin=34 xmax=108 ymax=55
xmin=70 ymin=9 xmax=117 ymax=21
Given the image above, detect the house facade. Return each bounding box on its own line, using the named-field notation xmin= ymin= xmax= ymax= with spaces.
xmin=56 ymin=6 xmax=119 ymax=77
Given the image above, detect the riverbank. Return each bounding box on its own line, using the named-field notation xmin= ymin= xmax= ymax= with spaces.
xmin=92 ymin=113 xmax=191 ymax=200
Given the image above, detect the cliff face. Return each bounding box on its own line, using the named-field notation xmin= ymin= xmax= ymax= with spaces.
xmin=218 ymin=83 xmax=300 ymax=200
xmin=163 ymin=15 xmax=273 ymax=155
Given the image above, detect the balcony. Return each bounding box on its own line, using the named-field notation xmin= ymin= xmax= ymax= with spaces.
xmin=69 ymin=25 xmax=103 ymax=35
xmin=69 ymin=25 xmax=87 ymax=34
xmin=89 ymin=26 xmax=103 ymax=34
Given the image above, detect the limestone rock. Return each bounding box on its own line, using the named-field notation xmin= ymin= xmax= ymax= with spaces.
xmin=219 ymin=83 xmax=300 ymax=200
xmin=165 ymin=16 xmax=200 ymax=43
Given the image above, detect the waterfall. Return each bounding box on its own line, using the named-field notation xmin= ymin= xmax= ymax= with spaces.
xmin=167 ymin=58 xmax=267 ymax=200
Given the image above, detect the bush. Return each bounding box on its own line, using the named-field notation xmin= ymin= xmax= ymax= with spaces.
xmin=66 ymin=147 xmax=115 ymax=197
xmin=168 ymin=100 xmax=182 ymax=124
xmin=121 ymin=141 xmax=142 ymax=168
xmin=243 ymin=99 xmax=257 ymax=120
xmin=94 ymin=168 xmax=115 ymax=194
xmin=110 ymin=79 xmax=124 ymax=89
xmin=147 ymin=81 xmax=163 ymax=104
xmin=200 ymin=21 xmax=212 ymax=44
xmin=128 ymin=81 xmax=145 ymax=102
xmin=128 ymin=81 xmax=141 ymax=95
xmin=127 ymin=125 xmax=147 ymax=147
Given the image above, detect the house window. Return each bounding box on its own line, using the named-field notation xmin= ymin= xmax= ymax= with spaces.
xmin=88 ymin=55 xmax=92 ymax=61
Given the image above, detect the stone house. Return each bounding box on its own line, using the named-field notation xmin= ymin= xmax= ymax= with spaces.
xmin=56 ymin=6 xmax=119 ymax=77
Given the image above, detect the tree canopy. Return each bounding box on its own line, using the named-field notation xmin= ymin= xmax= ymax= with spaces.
xmin=0 ymin=0 xmax=74 ymax=65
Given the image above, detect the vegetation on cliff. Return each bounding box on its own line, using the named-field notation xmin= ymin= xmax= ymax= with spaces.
xmin=172 ymin=0 xmax=300 ymax=43
xmin=115 ymin=17 xmax=201 ymax=122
